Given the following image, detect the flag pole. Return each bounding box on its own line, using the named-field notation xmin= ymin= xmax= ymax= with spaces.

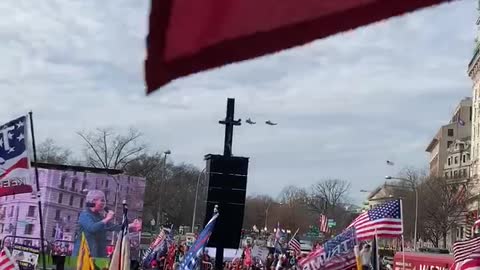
xmin=400 ymin=199 xmax=405 ymax=270
xmin=119 ymin=200 xmax=128 ymax=270
xmin=290 ymin=228 xmax=300 ymax=241
xmin=28 ymin=111 xmax=47 ymax=270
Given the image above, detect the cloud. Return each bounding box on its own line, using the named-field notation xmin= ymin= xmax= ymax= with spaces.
xmin=0 ymin=0 xmax=476 ymax=204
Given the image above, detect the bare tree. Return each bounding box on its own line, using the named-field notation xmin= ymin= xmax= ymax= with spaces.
xmin=420 ymin=177 xmax=469 ymax=248
xmin=278 ymin=185 xmax=308 ymax=206
xmin=77 ymin=128 xmax=145 ymax=170
xmin=37 ymin=138 xmax=72 ymax=164
xmin=308 ymin=179 xmax=350 ymax=214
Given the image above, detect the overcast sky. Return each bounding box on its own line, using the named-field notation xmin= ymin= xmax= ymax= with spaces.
xmin=0 ymin=1 xmax=477 ymax=204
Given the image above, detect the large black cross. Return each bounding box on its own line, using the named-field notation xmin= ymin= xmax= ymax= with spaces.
xmin=219 ymin=98 xmax=241 ymax=157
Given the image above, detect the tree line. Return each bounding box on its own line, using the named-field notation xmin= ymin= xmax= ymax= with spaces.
xmin=35 ymin=128 xmax=470 ymax=248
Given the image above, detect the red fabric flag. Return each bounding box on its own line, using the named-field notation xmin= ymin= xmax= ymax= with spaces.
xmin=145 ymin=0 xmax=454 ymax=93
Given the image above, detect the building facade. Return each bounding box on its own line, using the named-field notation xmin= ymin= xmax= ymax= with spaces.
xmin=426 ymin=97 xmax=472 ymax=177
xmin=0 ymin=163 xmax=146 ymax=248
xmin=444 ymin=138 xmax=472 ymax=183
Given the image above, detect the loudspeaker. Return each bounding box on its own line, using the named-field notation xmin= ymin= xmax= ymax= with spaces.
xmin=204 ymin=154 xmax=248 ymax=249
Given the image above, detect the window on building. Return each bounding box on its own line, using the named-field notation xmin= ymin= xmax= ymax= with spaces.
xmin=105 ymin=179 xmax=108 ymax=188
xmin=0 ymin=224 xmax=3 ymax=233
xmin=445 ymin=172 xmax=449 ymax=179
xmin=58 ymin=193 xmax=63 ymax=204
xmin=52 ymin=228 xmax=56 ymax=238
xmin=27 ymin=206 xmax=35 ymax=217
xmin=448 ymin=141 xmax=453 ymax=148
xmin=82 ymin=181 xmax=87 ymax=190
xmin=463 ymin=155 xmax=466 ymax=163
xmin=69 ymin=195 xmax=74 ymax=206
xmin=65 ymin=228 xmax=71 ymax=233
xmin=448 ymin=129 xmax=454 ymax=136
xmin=471 ymin=107 xmax=473 ymax=121
xmin=455 ymin=157 xmax=459 ymax=164
xmin=9 ymin=206 xmax=14 ymax=217
xmin=67 ymin=215 xmax=71 ymax=221
xmin=60 ymin=174 xmax=66 ymax=189
xmin=24 ymin=224 xmax=34 ymax=235
xmin=454 ymin=170 xmax=459 ymax=178
xmin=448 ymin=158 xmax=451 ymax=166
xmin=463 ymin=169 xmax=467 ymax=177
xmin=71 ymin=179 xmax=77 ymax=192
xmin=55 ymin=210 xmax=61 ymax=220
xmin=80 ymin=198 xmax=84 ymax=208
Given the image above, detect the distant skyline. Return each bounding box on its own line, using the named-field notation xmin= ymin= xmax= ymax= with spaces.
xmin=0 ymin=0 xmax=477 ymax=204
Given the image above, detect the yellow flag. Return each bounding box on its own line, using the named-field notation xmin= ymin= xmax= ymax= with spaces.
xmin=76 ymin=233 xmax=95 ymax=270
xmin=354 ymin=245 xmax=362 ymax=270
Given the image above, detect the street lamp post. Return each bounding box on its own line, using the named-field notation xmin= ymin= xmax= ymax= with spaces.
xmin=386 ymin=176 xmax=418 ymax=251
xmin=192 ymin=168 xmax=206 ymax=233
xmin=158 ymin=150 xmax=171 ymax=225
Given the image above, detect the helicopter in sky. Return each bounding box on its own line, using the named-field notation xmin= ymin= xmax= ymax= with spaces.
xmin=246 ymin=118 xmax=256 ymax=125
xmin=265 ymin=120 xmax=277 ymax=126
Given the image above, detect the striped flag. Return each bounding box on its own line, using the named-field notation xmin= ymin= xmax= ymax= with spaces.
xmin=298 ymin=227 xmax=357 ymax=270
xmin=288 ymin=237 xmax=301 ymax=255
xmin=458 ymin=257 xmax=480 ymax=270
xmin=453 ymin=238 xmax=480 ymax=263
xmin=347 ymin=200 xmax=402 ymax=241
xmin=0 ymin=247 xmax=17 ymax=270
xmin=0 ymin=116 xmax=33 ymax=197
xmin=108 ymin=206 xmax=130 ymax=270
xmin=319 ymin=214 xmax=329 ymax=233
xmin=76 ymin=233 xmax=95 ymax=270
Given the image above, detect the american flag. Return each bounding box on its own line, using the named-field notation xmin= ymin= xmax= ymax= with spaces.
xmin=348 ymin=200 xmax=402 ymax=241
xmin=288 ymin=237 xmax=301 ymax=254
xmin=142 ymin=228 xmax=168 ymax=267
xmin=458 ymin=258 xmax=480 ymax=270
xmin=298 ymin=227 xmax=357 ymax=270
xmin=474 ymin=219 xmax=480 ymax=229
xmin=0 ymin=247 xmax=17 ymax=270
xmin=179 ymin=213 xmax=218 ymax=270
xmin=453 ymin=238 xmax=480 ymax=263
xmin=319 ymin=214 xmax=329 ymax=233
xmin=0 ymin=116 xmax=32 ymax=197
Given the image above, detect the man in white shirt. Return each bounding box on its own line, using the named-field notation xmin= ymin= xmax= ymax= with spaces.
xmin=360 ymin=244 xmax=372 ymax=270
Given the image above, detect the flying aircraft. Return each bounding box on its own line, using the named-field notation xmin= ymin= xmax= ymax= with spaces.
xmin=265 ymin=120 xmax=277 ymax=126
xmin=246 ymin=118 xmax=256 ymax=124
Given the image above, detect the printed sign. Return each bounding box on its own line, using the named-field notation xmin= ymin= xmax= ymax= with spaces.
xmin=11 ymin=244 xmax=39 ymax=270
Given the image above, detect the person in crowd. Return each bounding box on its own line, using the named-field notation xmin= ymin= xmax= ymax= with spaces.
xmin=72 ymin=190 xmax=141 ymax=258
xmin=360 ymin=244 xmax=372 ymax=270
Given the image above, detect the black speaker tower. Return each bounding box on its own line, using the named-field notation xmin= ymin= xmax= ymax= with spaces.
xmin=204 ymin=98 xmax=249 ymax=270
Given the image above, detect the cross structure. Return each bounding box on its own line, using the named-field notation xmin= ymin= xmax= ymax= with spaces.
xmin=219 ymin=98 xmax=241 ymax=157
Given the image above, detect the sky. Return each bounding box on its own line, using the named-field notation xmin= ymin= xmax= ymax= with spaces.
xmin=0 ymin=0 xmax=477 ymax=204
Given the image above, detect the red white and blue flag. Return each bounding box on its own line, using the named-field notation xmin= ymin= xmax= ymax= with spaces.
xmin=298 ymin=227 xmax=357 ymax=270
xmin=179 ymin=213 xmax=218 ymax=270
xmin=0 ymin=116 xmax=32 ymax=197
xmin=347 ymin=199 xmax=402 ymax=241
xmin=319 ymin=214 xmax=329 ymax=233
